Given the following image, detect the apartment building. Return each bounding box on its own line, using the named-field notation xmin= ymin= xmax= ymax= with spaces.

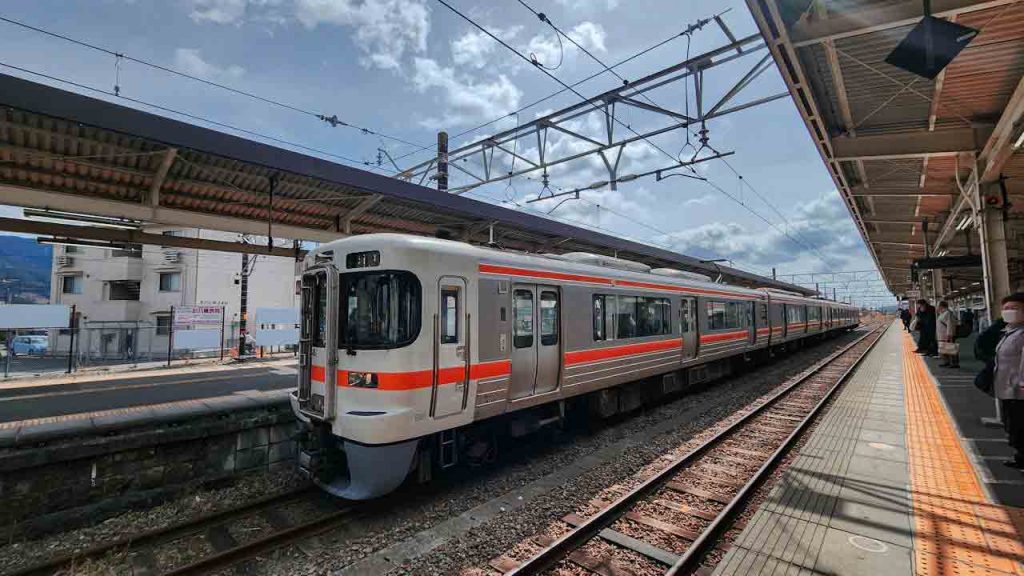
xmin=50 ymin=227 xmax=299 ymax=358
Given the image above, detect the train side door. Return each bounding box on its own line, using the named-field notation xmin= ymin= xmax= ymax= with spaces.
xmin=432 ymin=277 xmax=468 ymax=418
xmin=509 ymin=285 xmax=538 ymax=399
xmin=747 ymin=302 xmax=757 ymax=344
xmin=680 ymin=297 xmax=697 ymax=360
xmin=782 ymin=304 xmax=789 ymax=337
xmin=534 ymin=287 xmax=561 ymax=394
xmin=509 ymin=284 xmax=562 ymax=399
xmin=298 ymin=267 xmax=336 ymax=419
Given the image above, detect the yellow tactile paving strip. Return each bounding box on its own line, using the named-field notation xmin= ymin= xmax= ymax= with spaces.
xmin=903 ymin=332 xmax=1024 ymax=575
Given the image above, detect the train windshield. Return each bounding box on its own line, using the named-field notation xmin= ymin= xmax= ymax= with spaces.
xmin=339 ymin=270 xmax=421 ymax=350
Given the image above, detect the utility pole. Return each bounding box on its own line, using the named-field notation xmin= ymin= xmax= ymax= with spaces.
xmin=436 ymin=131 xmax=448 ymax=193
xmin=238 ymin=237 xmax=250 ymax=358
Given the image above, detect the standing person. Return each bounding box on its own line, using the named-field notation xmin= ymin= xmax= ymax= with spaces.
xmin=900 ymin=307 xmax=912 ymax=331
xmin=994 ymin=293 xmax=1024 ymax=470
xmin=914 ymin=299 xmax=938 ymax=356
xmin=936 ymin=301 xmax=959 ymax=368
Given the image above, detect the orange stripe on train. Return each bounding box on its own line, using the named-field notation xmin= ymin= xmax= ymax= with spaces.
xmin=565 ymin=338 xmax=682 ymax=365
xmin=310 ymin=360 xmax=512 ymax=391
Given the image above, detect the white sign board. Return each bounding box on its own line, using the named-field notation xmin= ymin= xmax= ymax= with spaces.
xmin=0 ymin=305 xmax=71 ymax=329
xmin=255 ymin=308 xmax=300 ymax=325
xmin=254 ymin=328 xmax=300 ymax=347
xmin=173 ymin=329 xmax=221 ymax=350
xmin=173 ymin=305 xmax=223 ymax=329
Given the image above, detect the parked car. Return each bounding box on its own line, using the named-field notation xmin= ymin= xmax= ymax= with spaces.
xmin=11 ymin=335 xmax=48 ymax=356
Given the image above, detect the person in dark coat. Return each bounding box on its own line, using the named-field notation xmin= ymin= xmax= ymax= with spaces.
xmin=914 ymin=299 xmax=938 ymax=356
xmin=899 ymin=307 xmax=912 ymax=331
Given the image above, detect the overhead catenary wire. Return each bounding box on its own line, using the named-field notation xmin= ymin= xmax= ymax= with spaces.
xmin=0 ymin=15 xmax=427 ymax=150
xmin=0 ymin=60 xmax=397 ymax=174
xmin=391 ymin=16 xmax=701 ymax=165
xmin=508 ymin=0 xmax=835 ymax=268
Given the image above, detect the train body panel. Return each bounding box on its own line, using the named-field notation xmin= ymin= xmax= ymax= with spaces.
xmin=292 ymin=233 xmax=859 ymax=499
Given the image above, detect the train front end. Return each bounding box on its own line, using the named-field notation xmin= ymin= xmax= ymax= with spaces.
xmin=291 ymin=236 xmax=437 ymax=500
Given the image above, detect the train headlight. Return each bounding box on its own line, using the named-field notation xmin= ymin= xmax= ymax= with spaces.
xmin=348 ymin=372 xmax=378 ymax=388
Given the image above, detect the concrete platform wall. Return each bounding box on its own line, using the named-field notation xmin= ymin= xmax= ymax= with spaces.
xmin=0 ymin=390 xmax=298 ymax=537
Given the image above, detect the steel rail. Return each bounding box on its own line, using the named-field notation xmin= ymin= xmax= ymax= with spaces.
xmin=161 ymin=502 xmax=370 ymax=576
xmin=9 ymin=486 xmax=318 ymax=576
xmin=666 ymin=324 xmax=887 ymax=574
xmin=508 ymin=324 xmax=886 ymax=575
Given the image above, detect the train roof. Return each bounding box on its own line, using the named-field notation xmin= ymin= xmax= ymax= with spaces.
xmin=311 ymin=234 xmax=857 ymax=309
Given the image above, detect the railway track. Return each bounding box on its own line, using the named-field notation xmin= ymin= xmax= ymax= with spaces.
xmin=10 ymin=485 xmax=370 ymax=576
xmin=487 ymin=324 xmax=886 ymax=576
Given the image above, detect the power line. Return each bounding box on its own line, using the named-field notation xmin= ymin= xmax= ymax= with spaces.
xmin=0 ymin=60 xmax=395 ymax=173
xmin=0 ymin=14 xmax=427 ymax=150
xmin=510 ymin=0 xmax=834 ymax=268
xmin=391 ymin=24 xmax=699 ymax=165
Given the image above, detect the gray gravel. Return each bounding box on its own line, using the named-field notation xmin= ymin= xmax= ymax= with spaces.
xmin=0 ymin=468 xmax=308 ymax=575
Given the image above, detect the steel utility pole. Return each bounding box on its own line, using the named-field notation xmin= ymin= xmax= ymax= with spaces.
xmin=437 ymin=131 xmax=449 ymax=193
xmin=239 ymin=237 xmax=250 ymax=358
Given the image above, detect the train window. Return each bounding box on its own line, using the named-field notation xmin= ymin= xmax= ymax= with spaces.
xmin=808 ymin=306 xmax=820 ymax=322
xmin=707 ymin=302 xmax=726 ymax=330
xmin=593 ymin=295 xmax=617 ymax=341
xmin=637 ymin=297 xmax=671 ymax=336
xmin=758 ymin=303 xmax=768 ymax=326
xmin=540 ymin=291 xmax=559 ymax=346
xmin=708 ymin=301 xmax=747 ymax=330
xmin=513 ymin=290 xmax=534 ymax=348
xmin=441 ymin=288 xmax=459 ymax=344
xmin=680 ymin=298 xmax=692 ymax=333
xmin=616 ymin=295 xmax=638 ymax=339
xmin=338 ymin=270 xmax=421 ymax=350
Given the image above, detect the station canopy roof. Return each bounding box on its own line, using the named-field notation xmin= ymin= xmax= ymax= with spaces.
xmin=748 ymin=0 xmax=1024 ymax=295
xmin=0 ymin=73 xmax=815 ymax=295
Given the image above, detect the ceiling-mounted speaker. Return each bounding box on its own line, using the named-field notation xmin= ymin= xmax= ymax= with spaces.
xmin=884 ymin=16 xmax=978 ymax=79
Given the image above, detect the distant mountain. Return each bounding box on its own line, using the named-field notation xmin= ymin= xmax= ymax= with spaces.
xmin=0 ymin=236 xmax=51 ymax=303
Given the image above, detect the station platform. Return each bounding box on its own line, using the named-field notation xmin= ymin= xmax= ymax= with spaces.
xmin=713 ymin=324 xmax=1024 ymax=576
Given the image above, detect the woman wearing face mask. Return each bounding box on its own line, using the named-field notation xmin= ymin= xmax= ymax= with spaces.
xmin=994 ymin=293 xmax=1024 ymax=470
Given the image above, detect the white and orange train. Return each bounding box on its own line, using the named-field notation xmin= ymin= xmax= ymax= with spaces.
xmin=291 ymin=234 xmax=859 ymax=498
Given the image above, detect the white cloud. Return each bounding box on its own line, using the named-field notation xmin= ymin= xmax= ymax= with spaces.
xmin=188 ymin=0 xmax=248 ymax=24
xmin=294 ymin=0 xmax=429 ymax=70
xmin=173 ymin=48 xmax=246 ymax=80
xmin=659 ymin=192 xmax=866 ymax=272
xmin=412 ymin=58 xmax=522 ymax=127
xmin=552 ymin=0 xmax=619 ymax=11
xmin=451 ymin=26 xmax=521 ymax=69
xmin=525 ymin=21 xmax=606 ymax=68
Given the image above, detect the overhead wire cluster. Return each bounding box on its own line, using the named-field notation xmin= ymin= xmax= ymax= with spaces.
xmin=504 ymin=0 xmax=835 ymax=268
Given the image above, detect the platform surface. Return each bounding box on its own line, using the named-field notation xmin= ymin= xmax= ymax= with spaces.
xmin=713 ymin=324 xmax=1024 ymax=576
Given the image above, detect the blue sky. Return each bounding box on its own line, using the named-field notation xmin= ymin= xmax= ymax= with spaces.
xmin=0 ymin=0 xmax=883 ymax=296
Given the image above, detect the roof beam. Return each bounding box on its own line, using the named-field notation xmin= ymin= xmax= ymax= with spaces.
xmin=0 ymin=216 xmax=301 ymax=258
xmin=789 ymin=0 xmax=1018 ymax=47
xmin=831 ymin=127 xmax=992 ymax=161
xmin=149 ymin=147 xmax=177 ymax=207
xmin=338 ymin=194 xmax=383 ymax=234
xmin=0 ymin=183 xmax=342 ymax=243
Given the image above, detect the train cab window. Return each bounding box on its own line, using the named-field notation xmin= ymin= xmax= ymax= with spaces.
xmin=540 ymin=291 xmax=559 ymax=346
xmin=513 ymin=290 xmax=534 ymax=348
xmin=441 ymin=287 xmax=459 ymax=344
xmin=616 ymin=295 xmax=638 ymax=339
xmin=339 ymin=270 xmax=421 ymax=350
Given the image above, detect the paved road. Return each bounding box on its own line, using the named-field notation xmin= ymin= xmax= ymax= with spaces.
xmin=0 ymin=363 xmax=297 ymax=423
